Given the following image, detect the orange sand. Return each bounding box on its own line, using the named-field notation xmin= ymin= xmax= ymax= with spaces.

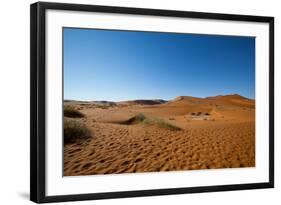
xmin=64 ymin=94 xmax=255 ymax=176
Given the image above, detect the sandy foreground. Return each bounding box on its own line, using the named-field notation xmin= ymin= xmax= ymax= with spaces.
xmin=64 ymin=95 xmax=255 ymax=176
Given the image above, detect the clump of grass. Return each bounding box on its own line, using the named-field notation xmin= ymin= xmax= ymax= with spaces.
xmin=125 ymin=113 xmax=147 ymax=124
xmin=64 ymin=118 xmax=91 ymax=144
xmin=143 ymin=117 xmax=182 ymax=131
xmin=123 ymin=113 xmax=181 ymax=131
xmin=95 ymin=104 xmax=109 ymax=109
xmin=64 ymin=106 xmax=84 ymax=118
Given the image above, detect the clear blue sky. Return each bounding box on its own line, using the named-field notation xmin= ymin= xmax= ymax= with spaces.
xmin=64 ymin=28 xmax=255 ymax=101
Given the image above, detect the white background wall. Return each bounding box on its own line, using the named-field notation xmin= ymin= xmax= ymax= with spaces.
xmin=0 ymin=0 xmax=279 ymax=204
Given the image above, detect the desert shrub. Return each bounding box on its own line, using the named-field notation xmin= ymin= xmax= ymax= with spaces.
xmin=64 ymin=106 xmax=84 ymax=118
xmin=123 ymin=113 xmax=180 ymax=131
xmin=143 ymin=118 xmax=182 ymax=131
xmin=133 ymin=113 xmax=146 ymax=122
xmin=95 ymin=104 xmax=109 ymax=109
xmin=191 ymin=112 xmax=196 ymax=115
xmin=64 ymin=118 xmax=91 ymax=144
xmin=169 ymin=117 xmax=175 ymax=120
xmin=125 ymin=113 xmax=147 ymax=124
xmin=205 ymin=113 xmax=210 ymax=116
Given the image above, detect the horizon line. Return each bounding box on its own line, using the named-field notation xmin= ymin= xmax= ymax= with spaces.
xmin=64 ymin=93 xmax=255 ymax=102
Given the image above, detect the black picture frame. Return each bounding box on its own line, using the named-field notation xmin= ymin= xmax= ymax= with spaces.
xmin=30 ymin=2 xmax=274 ymax=203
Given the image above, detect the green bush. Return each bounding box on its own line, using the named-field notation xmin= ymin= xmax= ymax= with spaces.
xmin=64 ymin=106 xmax=84 ymax=118
xmin=64 ymin=118 xmax=91 ymax=144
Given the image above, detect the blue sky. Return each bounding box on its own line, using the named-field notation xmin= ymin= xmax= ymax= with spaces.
xmin=64 ymin=28 xmax=255 ymax=101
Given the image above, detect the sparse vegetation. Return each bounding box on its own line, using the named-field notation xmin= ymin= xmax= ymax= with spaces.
xmin=64 ymin=118 xmax=91 ymax=144
xmin=122 ymin=113 xmax=181 ymax=131
xmin=95 ymin=104 xmax=109 ymax=109
xmin=169 ymin=117 xmax=175 ymax=120
xmin=64 ymin=106 xmax=85 ymax=118
xmin=124 ymin=113 xmax=147 ymax=124
xmin=143 ymin=118 xmax=182 ymax=131
xmin=190 ymin=112 xmax=210 ymax=116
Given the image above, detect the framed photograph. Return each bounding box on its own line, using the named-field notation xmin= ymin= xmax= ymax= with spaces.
xmin=30 ymin=2 xmax=274 ymax=203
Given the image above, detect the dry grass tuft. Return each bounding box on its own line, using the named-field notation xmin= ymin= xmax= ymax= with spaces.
xmin=120 ymin=113 xmax=181 ymax=131
xmin=64 ymin=118 xmax=91 ymax=144
xmin=95 ymin=104 xmax=110 ymax=109
xmin=64 ymin=106 xmax=85 ymax=118
xmin=143 ymin=117 xmax=182 ymax=131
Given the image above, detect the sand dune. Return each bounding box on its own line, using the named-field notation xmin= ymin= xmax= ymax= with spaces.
xmin=64 ymin=94 xmax=255 ymax=176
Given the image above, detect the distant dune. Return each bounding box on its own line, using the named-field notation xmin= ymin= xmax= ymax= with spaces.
xmin=119 ymin=99 xmax=167 ymax=106
xmin=168 ymin=94 xmax=254 ymax=106
xmin=65 ymin=94 xmax=253 ymax=108
xmin=64 ymin=94 xmax=255 ymax=176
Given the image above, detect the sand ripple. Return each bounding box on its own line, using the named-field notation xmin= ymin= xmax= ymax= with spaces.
xmin=64 ymin=121 xmax=255 ymax=176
